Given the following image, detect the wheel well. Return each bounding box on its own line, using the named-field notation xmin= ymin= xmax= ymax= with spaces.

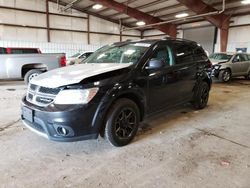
xmin=21 ymin=64 xmax=48 ymax=78
xmin=116 ymin=93 xmax=144 ymax=121
xmin=202 ymin=76 xmax=211 ymax=89
xmin=99 ymin=93 xmax=145 ymax=138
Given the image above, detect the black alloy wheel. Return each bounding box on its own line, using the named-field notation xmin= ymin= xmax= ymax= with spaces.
xmin=105 ymin=99 xmax=140 ymax=147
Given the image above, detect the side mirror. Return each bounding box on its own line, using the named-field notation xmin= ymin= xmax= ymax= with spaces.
xmin=146 ymin=59 xmax=165 ymax=70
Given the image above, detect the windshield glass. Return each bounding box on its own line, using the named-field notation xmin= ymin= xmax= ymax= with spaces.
xmin=70 ymin=53 xmax=81 ymax=58
xmin=83 ymin=42 xmax=152 ymax=64
xmin=209 ymin=53 xmax=232 ymax=61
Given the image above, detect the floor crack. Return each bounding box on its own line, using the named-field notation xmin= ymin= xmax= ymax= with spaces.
xmin=0 ymin=119 xmax=21 ymax=132
xmin=195 ymin=128 xmax=250 ymax=149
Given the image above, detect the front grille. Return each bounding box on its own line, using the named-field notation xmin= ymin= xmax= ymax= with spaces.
xmin=38 ymin=87 xmax=60 ymax=95
xmin=26 ymin=84 xmax=61 ymax=107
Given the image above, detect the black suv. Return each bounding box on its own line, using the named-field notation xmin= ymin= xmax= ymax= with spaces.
xmin=21 ymin=39 xmax=212 ymax=147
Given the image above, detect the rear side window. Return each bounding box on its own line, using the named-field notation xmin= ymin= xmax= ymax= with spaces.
xmin=240 ymin=54 xmax=249 ymax=61
xmin=193 ymin=46 xmax=208 ymax=61
xmin=10 ymin=49 xmax=39 ymax=54
xmin=172 ymin=41 xmax=193 ymax=64
xmin=248 ymin=54 xmax=250 ymax=60
xmin=0 ymin=47 xmax=7 ymax=54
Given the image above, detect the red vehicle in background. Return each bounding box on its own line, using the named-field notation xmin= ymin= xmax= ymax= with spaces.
xmin=0 ymin=47 xmax=41 ymax=54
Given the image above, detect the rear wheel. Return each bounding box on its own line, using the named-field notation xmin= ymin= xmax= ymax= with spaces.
xmin=24 ymin=69 xmax=43 ymax=85
xmin=219 ymin=69 xmax=231 ymax=82
xmin=244 ymin=72 xmax=250 ymax=80
xmin=104 ymin=98 xmax=140 ymax=147
xmin=193 ymin=82 xmax=210 ymax=109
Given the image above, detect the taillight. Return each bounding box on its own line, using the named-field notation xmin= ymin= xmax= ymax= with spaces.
xmin=60 ymin=56 xmax=66 ymax=67
xmin=6 ymin=48 xmax=11 ymax=54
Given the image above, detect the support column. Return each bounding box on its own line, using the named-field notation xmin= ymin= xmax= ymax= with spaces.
xmin=87 ymin=14 xmax=90 ymax=44
xmin=220 ymin=17 xmax=229 ymax=52
xmin=46 ymin=0 xmax=50 ymax=42
xmin=140 ymin=30 xmax=144 ymax=39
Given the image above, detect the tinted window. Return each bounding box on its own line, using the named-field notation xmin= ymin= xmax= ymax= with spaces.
xmin=172 ymin=42 xmax=193 ymax=64
xmin=10 ymin=49 xmax=39 ymax=54
xmin=0 ymin=47 xmax=7 ymax=54
xmin=193 ymin=46 xmax=208 ymax=61
xmin=150 ymin=44 xmax=174 ymax=66
xmin=248 ymin=55 xmax=250 ymax=60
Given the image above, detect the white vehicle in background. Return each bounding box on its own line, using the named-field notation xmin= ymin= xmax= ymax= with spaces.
xmin=67 ymin=51 xmax=93 ymax=65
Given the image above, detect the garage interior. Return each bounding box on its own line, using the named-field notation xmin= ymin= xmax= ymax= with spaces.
xmin=1 ymin=0 xmax=250 ymax=187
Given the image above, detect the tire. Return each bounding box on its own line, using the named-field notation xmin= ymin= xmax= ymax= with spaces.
xmin=24 ymin=69 xmax=43 ymax=85
xmin=105 ymin=98 xmax=140 ymax=147
xmin=193 ymin=82 xmax=210 ymax=110
xmin=244 ymin=72 xmax=250 ymax=80
xmin=219 ymin=69 xmax=231 ymax=82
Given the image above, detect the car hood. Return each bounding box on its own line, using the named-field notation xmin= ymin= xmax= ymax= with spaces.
xmin=210 ymin=59 xmax=228 ymax=65
xmin=31 ymin=63 xmax=133 ymax=88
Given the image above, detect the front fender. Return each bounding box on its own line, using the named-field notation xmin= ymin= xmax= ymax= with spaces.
xmin=91 ymin=82 xmax=146 ymax=132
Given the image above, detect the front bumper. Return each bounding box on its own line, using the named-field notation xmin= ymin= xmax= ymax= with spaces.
xmin=211 ymin=67 xmax=220 ymax=77
xmin=21 ymin=97 xmax=100 ymax=142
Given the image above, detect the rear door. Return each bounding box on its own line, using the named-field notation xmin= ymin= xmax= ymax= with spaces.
xmin=170 ymin=41 xmax=198 ymax=100
xmin=232 ymin=54 xmax=245 ymax=75
xmin=239 ymin=54 xmax=250 ymax=75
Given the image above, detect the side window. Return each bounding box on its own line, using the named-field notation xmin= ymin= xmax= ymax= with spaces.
xmin=233 ymin=54 xmax=241 ymax=63
xmin=248 ymin=55 xmax=250 ymax=61
xmin=193 ymin=46 xmax=208 ymax=61
xmin=172 ymin=42 xmax=193 ymax=64
xmin=150 ymin=45 xmax=174 ymax=66
xmin=240 ymin=54 xmax=249 ymax=62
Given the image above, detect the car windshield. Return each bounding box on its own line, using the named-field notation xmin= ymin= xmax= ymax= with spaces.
xmin=83 ymin=42 xmax=152 ymax=64
xmin=70 ymin=53 xmax=81 ymax=58
xmin=209 ymin=53 xmax=232 ymax=61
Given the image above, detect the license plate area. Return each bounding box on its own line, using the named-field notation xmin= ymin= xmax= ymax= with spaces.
xmin=23 ymin=106 xmax=33 ymax=123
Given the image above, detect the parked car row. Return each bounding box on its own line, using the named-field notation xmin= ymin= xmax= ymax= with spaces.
xmin=0 ymin=47 xmax=93 ymax=84
xmin=2 ymin=39 xmax=249 ymax=147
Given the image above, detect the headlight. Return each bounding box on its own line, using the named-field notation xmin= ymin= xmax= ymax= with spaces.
xmin=54 ymin=88 xmax=98 ymax=104
xmin=214 ymin=65 xmax=220 ymax=69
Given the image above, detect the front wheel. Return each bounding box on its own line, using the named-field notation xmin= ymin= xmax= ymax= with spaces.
xmin=105 ymin=99 xmax=140 ymax=147
xmin=24 ymin=69 xmax=43 ymax=85
xmin=219 ymin=69 xmax=231 ymax=82
xmin=193 ymin=82 xmax=210 ymax=109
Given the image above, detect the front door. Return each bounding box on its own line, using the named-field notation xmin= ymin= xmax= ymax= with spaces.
xmin=145 ymin=42 xmax=183 ymax=113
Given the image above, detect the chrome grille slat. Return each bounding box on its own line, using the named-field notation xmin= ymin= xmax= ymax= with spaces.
xmin=26 ymin=84 xmax=60 ymax=107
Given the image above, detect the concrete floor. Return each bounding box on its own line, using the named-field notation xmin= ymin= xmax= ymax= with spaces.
xmin=0 ymin=79 xmax=250 ymax=188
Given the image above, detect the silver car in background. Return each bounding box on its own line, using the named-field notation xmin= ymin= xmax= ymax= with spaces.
xmin=210 ymin=52 xmax=250 ymax=82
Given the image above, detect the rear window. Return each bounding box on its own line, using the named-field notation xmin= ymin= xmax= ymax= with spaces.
xmin=0 ymin=47 xmax=7 ymax=54
xmin=10 ymin=48 xmax=39 ymax=54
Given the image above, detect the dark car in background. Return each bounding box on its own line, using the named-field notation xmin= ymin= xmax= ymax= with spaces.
xmin=21 ymin=38 xmax=212 ymax=147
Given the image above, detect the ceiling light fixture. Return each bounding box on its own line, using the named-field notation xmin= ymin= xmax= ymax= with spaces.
xmin=136 ymin=21 xmax=146 ymax=26
xmin=241 ymin=0 xmax=250 ymax=4
xmin=175 ymin=13 xmax=189 ymax=18
xmin=92 ymin=4 xmax=103 ymax=10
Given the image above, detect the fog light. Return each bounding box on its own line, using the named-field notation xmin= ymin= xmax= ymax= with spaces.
xmin=57 ymin=127 xmax=69 ymax=136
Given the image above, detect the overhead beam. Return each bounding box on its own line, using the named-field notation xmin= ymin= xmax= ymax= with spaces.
xmin=177 ymin=0 xmax=230 ymax=52
xmin=90 ymin=0 xmax=177 ymax=37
